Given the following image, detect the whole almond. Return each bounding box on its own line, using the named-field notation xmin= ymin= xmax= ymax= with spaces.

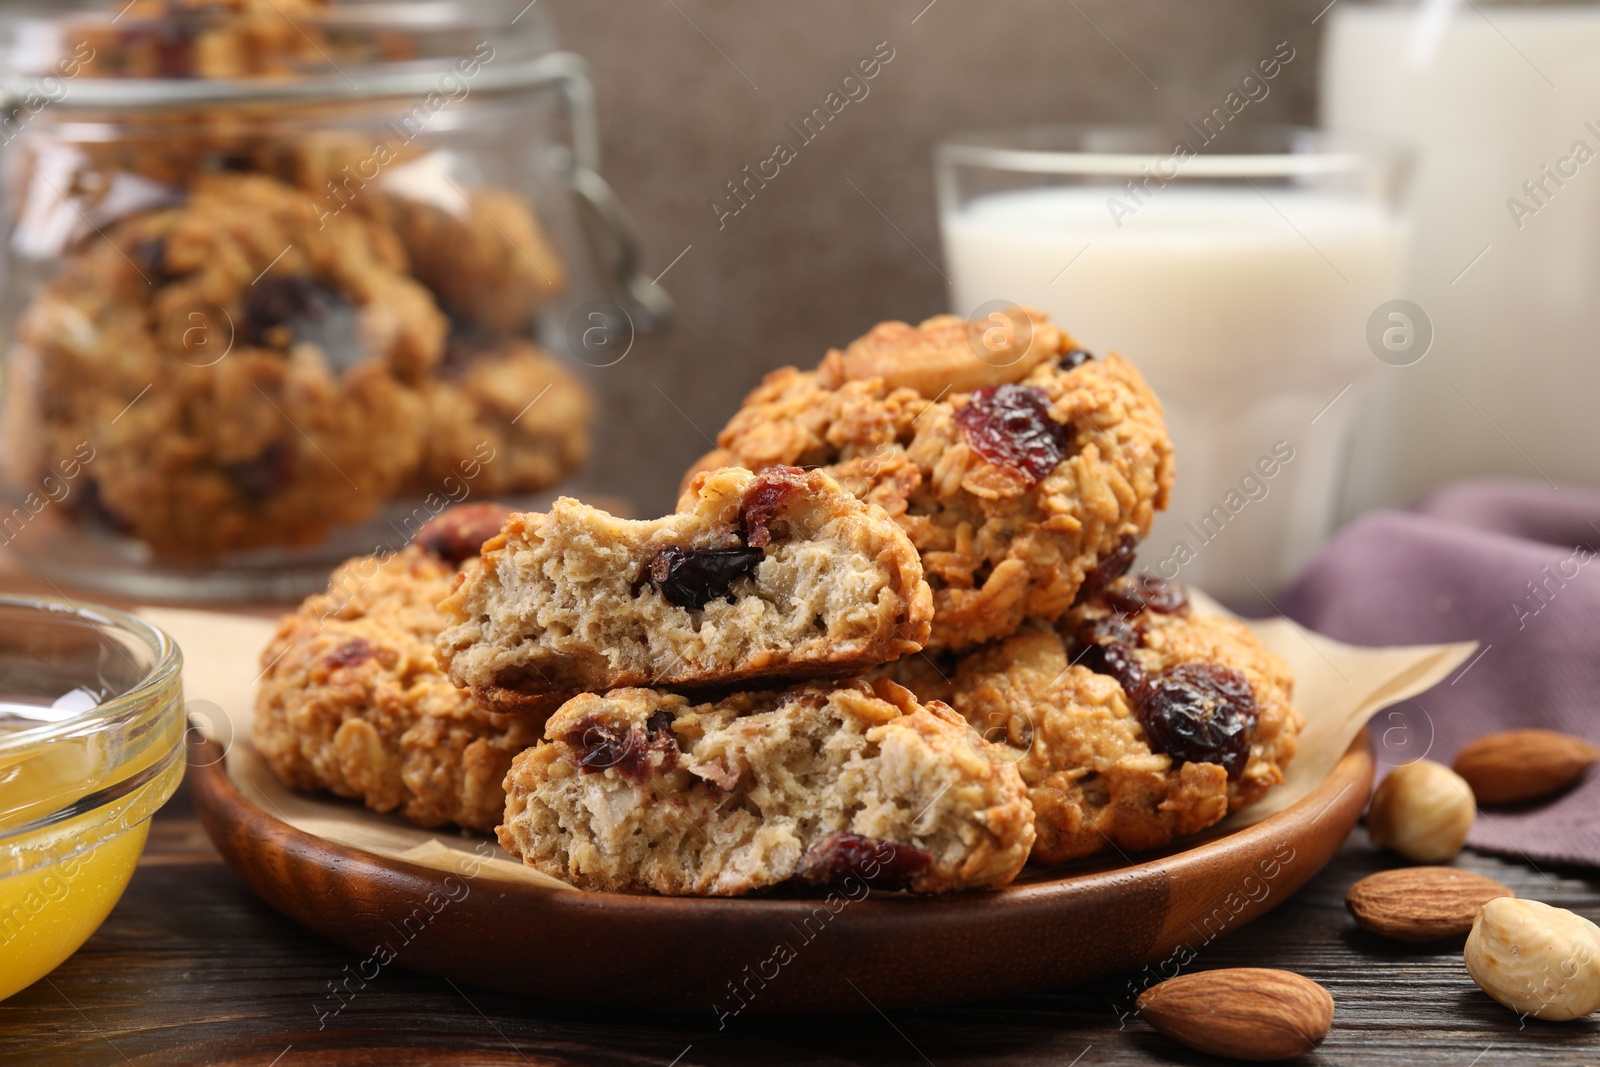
xmin=1346 ymin=867 xmax=1514 ymax=941
xmin=1452 ymin=729 xmax=1599 ymax=806
xmin=1136 ymin=968 xmax=1333 ymax=1061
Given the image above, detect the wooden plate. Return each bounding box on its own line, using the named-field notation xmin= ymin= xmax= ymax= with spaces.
xmin=190 ymin=730 xmax=1372 ymax=1015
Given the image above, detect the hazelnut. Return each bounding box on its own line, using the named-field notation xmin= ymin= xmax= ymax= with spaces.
xmin=1465 ymin=898 xmax=1600 ymax=1021
xmin=1366 ymin=760 xmax=1475 ymax=863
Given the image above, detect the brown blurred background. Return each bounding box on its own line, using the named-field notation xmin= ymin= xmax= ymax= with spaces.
xmin=544 ymin=0 xmax=1332 ymax=514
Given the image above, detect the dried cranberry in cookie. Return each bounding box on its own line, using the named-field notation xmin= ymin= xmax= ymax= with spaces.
xmin=415 ymin=502 xmax=514 ymax=565
xmin=637 ymin=545 xmax=766 ymax=609
xmin=1138 ymin=663 xmax=1260 ymax=779
xmin=1075 ymin=534 xmax=1140 ymax=606
xmin=711 ymin=310 xmax=1173 ymax=650
xmin=564 ymin=711 xmax=680 ymax=785
xmin=954 ymin=383 xmax=1074 ymax=483
xmin=793 ymin=832 xmax=936 ymax=890
xmin=1102 ymin=573 xmax=1191 ymax=617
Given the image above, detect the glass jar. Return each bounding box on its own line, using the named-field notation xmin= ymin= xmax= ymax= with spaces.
xmin=0 ymin=0 xmax=665 ymax=600
xmin=1323 ymin=0 xmax=1600 ymax=515
xmin=0 ymin=594 xmax=185 ymax=1001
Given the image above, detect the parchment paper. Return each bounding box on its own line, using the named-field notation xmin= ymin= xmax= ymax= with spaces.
xmin=144 ymin=600 xmax=1475 ymax=888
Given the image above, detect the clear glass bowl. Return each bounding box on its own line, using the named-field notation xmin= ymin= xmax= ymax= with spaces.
xmin=0 ymin=594 xmax=184 ymax=1002
xmin=0 ymin=0 xmax=665 ymax=601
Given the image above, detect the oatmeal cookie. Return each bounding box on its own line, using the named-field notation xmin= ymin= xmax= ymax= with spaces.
xmin=498 ymin=679 xmax=1036 ymax=895
xmin=4 ymin=170 xmax=447 ymax=559
xmin=410 ymin=337 xmax=593 ymax=496
xmin=711 ymin=311 xmax=1174 ymax=651
xmin=253 ymin=505 xmax=540 ymax=831
xmin=885 ymin=577 xmax=1299 ymax=863
xmin=76 ymin=0 xmax=338 ymax=80
xmin=381 ymin=183 xmax=567 ymax=334
xmin=437 ymin=465 xmax=934 ymax=711
xmin=260 ymin=135 xmax=564 ymax=332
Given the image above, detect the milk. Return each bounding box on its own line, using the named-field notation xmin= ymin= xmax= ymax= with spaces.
xmin=942 ymin=185 xmax=1405 ymax=605
xmin=1323 ymin=2 xmax=1600 ymax=512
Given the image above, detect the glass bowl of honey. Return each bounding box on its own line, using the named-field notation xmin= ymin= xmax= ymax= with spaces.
xmin=0 ymin=595 xmax=184 ymax=1001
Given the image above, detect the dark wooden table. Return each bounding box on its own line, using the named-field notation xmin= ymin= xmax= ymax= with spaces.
xmin=3 ymin=769 xmax=1597 ymax=1067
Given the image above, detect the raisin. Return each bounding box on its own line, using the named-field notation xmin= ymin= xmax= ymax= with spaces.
xmin=639 ymin=545 xmax=764 ymax=609
xmin=221 ymin=442 xmax=294 ymax=501
xmin=325 ymin=637 xmax=377 ymax=668
xmin=1103 ymin=574 xmax=1190 ymax=617
xmin=1074 ymin=534 xmax=1139 ymax=606
xmin=416 ymin=503 xmax=513 ymax=565
xmin=646 ymin=710 xmax=675 ymax=738
xmin=565 ymin=714 xmax=678 ymax=785
xmin=68 ymin=480 xmax=131 ymax=535
xmin=437 ymin=332 xmax=497 ymax=379
xmin=1075 ymin=633 xmax=1149 ymax=701
xmin=1137 ymin=663 xmax=1259 ymax=779
xmin=953 ymin=384 xmax=1073 ymax=483
xmin=242 ymin=275 xmax=364 ymax=370
xmin=738 ymin=465 xmax=807 ymax=549
xmin=793 ymin=832 xmax=934 ymax=890
xmin=133 ymin=238 xmax=175 ymax=285
xmin=1061 ymin=348 xmax=1094 ymax=370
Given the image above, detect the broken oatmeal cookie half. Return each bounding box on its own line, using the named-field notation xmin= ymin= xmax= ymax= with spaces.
xmin=436 ymin=465 xmax=933 ymax=711
xmin=497 ymin=679 xmax=1036 ymax=895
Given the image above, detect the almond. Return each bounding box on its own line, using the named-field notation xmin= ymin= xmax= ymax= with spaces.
xmin=1136 ymin=968 xmax=1333 ymax=1061
xmin=1452 ymin=729 xmax=1599 ymax=806
xmin=1346 ymin=867 xmax=1514 ymax=941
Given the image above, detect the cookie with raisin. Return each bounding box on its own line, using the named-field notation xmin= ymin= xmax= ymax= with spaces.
xmin=380 ymin=182 xmax=567 ymax=334
xmin=498 ymin=679 xmax=1036 ymax=895
xmin=881 ymin=577 xmax=1299 ymax=863
xmin=710 ymin=310 xmax=1174 ymax=651
xmin=253 ymin=504 xmax=540 ymax=832
xmin=436 ymin=465 xmax=933 ymax=711
xmin=75 ymin=0 xmax=338 ymax=80
xmin=3 ymin=171 xmax=446 ymax=560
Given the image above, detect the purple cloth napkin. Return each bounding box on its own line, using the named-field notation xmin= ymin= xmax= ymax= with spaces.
xmin=1278 ymin=478 xmax=1600 ymax=869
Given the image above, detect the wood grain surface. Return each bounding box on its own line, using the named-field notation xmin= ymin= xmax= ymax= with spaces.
xmin=4 ymin=771 xmax=1598 ymax=1063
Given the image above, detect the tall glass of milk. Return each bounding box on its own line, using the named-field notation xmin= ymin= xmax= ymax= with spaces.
xmin=937 ymin=125 xmax=1410 ymax=608
xmin=1323 ymin=0 xmax=1600 ymax=515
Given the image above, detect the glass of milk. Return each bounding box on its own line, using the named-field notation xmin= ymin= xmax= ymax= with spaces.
xmin=936 ymin=125 xmax=1411 ymax=608
xmin=1324 ymin=0 xmax=1600 ymax=516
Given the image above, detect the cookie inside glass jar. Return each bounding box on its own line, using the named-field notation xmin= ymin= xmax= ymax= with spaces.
xmin=9 ymin=171 xmax=441 ymax=560
xmin=0 ymin=0 xmax=603 ymax=596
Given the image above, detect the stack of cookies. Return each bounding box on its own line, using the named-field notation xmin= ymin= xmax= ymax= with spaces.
xmin=1 ymin=0 xmax=593 ymax=561
xmin=255 ymin=309 xmax=1302 ymax=895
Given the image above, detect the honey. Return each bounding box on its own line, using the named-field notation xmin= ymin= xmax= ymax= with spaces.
xmin=0 ymin=824 xmax=148 ymax=1001
xmin=0 ymin=598 xmax=186 ymax=1003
